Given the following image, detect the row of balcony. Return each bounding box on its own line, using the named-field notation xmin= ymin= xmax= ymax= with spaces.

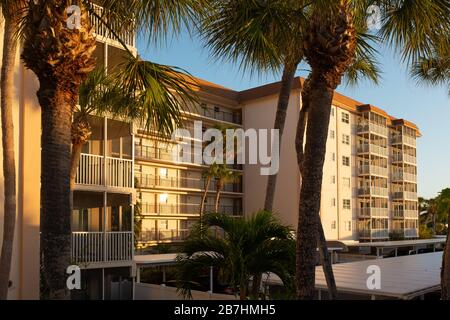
xmin=141 ymin=202 xmax=242 ymax=216
xmin=183 ymin=106 xmax=242 ymax=125
xmin=357 ymin=123 xmax=389 ymax=137
xmin=359 ymin=228 xmax=418 ymax=239
xmin=392 ymin=153 xmax=417 ymax=164
xmin=357 ymin=144 xmax=389 ymax=157
xmin=135 ymin=145 xmax=243 ymax=170
xmin=139 ymin=230 xmax=190 ymax=243
xmin=358 ymin=165 xmax=389 ymax=177
xmin=358 ymin=208 xmax=418 ymax=219
xmin=392 ymin=171 xmax=417 ymax=183
xmin=358 ymin=188 xmax=418 ymax=200
xmin=136 ymin=174 xmax=242 ymax=193
xmin=71 ymin=231 xmax=133 ymax=264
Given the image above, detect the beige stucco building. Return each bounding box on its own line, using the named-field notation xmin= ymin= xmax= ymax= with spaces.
xmin=0 ymin=4 xmax=419 ymax=300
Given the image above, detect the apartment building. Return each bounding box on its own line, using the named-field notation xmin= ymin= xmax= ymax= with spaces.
xmin=0 ymin=3 xmax=419 ymax=300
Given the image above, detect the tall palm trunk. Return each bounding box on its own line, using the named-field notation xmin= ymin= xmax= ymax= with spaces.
xmin=441 ymin=209 xmax=450 ymax=299
xmin=295 ymin=75 xmax=334 ymax=299
xmin=264 ymin=59 xmax=301 ymax=211
xmin=297 ymin=77 xmax=337 ymax=300
xmin=296 ymin=0 xmax=356 ymax=299
xmin=0 ymin=13 xmax=18 ymax=300
xmin=38 ymin=83 xmax=74 ymax=299
xmin=21 ymin=0 xmax=96 ymax=299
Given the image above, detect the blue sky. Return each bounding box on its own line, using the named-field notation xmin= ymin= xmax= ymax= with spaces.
xmin=137 ymin=32 xmax=449 ymax=199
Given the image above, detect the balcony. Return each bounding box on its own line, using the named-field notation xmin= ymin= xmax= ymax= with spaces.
xmin=359 ymin=208 xmax=389 ymax=218
xmin=136 ymin=174 xmax=242 ymax=193
xmin=71 ymin=231 xmax=133 ymax=264
xmin=359 ymin=229 xmax=389 ymax=239
xmin=391 ymin=135 xmax=417 ymax=147
xmin=139 ymin=229 xmax=190 ymax=243
xmin=141 ymin=202 xmax=241 ymax=216
xmin=357 ymin=123 xmax=389 ymax=137
xmin=358 ymin=187 xmax=389 ymax=198
xmin=392 ymin=191 xmax=418 ymax=201
xmin=392 ymin=153 xmax=417 ymax=165
xmin=358 ymin=165 xmax=388 ymax=177
xmin=392 ymin=171 xmax=417 ymax=183
xmin=357 ymin=144 xmax=388 ymax=157
xmin=89 ymin=3 xmax=136 ymax=48
xmin=405 ymin=228 xmax=419 ymax=238
xmin=183 ymin=106 xmax=242 ymax=125
xmin=392 ymin=210 xmax=418 ymax=219
xmin=76 ymin=153 xmax=133 ymax=189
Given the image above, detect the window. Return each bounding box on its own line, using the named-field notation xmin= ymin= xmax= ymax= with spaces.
xmin=331 ymin=153 xmax=336 ymax=162
xmin=331 ymin=176 xmax=336 ymax=184
xmin=342 ymin=156 xmax=350 ymax=166
xmin=331 ymin=108 xmax=335 ymax=117
xmin=343 ymin=177 xmax=351 ymax=188
xmin=342 ymin=134 xmax=350 ymax=145
xmin=343 ymin=199 xmax=351 ymax=210
xmin=331 ymin=221 xmax=337 ymax=230
xmin=330 ymin=130 xmax=335 ymax=139
xmin=342 ymin=112 xmax=350 ymax=124
xmin=331 ymin=198 xmax=336 ymax=207
xmin=346 ymin=221 xmax=352 ymax=231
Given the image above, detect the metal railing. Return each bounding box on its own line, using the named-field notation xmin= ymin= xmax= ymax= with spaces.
xmin=357 ymin=123 xmax=389 ymax=137
xmin=141 ymin=202 xmax=241 ymax=216
xmin=392 ymin=171 xmax=417 ymax=182
xmin=359 ymin=208 xmax=389 ymax=218
xmin=89 ymin=3 xmax=136 ymax=48
xmin=392 ymin=191 xmax=418 ymax=201
xmin=357 ymin=144 xmax=389 ymax=157
xmin=139 ymin=229 xmax=191 ymax=242
xmin=358 ymin=165 xmax=388 ymax=177
xmin=183 ymin=106 xmax=242 ymax=125
xmin=136 ymin=174 xmax=241 ymax=193
xmin=391 ymin=135 xmax=417 ymax=147
xmin=71 ymin=231 xmax=133 ymax=264
xmin=392 ymin=153 xmax=417 ymax=164
xmin=358 ymin=187 xmax=389 ymax=197
xmin=76 ymin=153 xmax=133 ymax=189
xmin=359 ymin=229 xmax=389 ymax=239
xmin=393 ymin=210 xmax=418 ymax=219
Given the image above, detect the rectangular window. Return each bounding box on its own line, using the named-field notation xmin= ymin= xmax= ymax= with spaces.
xmin=331 ymin=153 xmax=336 ymax=162
xmin=343 ymin=199 xmax=351 ymax=210
xmin=342 ymin=112 xmax=350 ymax=124
xmin=331 ymin=221 xmax=337 ymax=230
xmin=342 ymin=156 xmax=350 ymax=166
xmin=331 ymin=108 xmax=335 ymax=117
xmin=347 ymin=221 xmax=352 ymax=231
xmin=342 ymin=134 xmax=350 ymax=145
xmin=343 ymin=177 xmax=351 ymax=188
xmin=331 ymin=198 xmax=336 ymax=207
xmin=331 ymin=176 xmax=336 ymax=184
xmin=330 ymin=130 xmax=335 ymax=139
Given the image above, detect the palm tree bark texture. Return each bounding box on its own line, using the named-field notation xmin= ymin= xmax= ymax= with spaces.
xmin=296 ymin=0 xmax=356 ymax=300
xmin=0 ymin=6 xmax=20 ymax=299
xmin=21 ymin=0 xmax=96 ymax=299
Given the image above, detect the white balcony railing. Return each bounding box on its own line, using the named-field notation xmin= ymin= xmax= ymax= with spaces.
xmin=392 ymin=191 xmax=418 ymax=201
xmin=359 ymin=229 xmax=389 ymax=239
xmin=89 ymin=3 xmax=136 ymax=48
xmin=404 ymin=229 xmax=418 ymax=238
xmin=392 ymin=153 xmax=417 ymax=164
xmin=71 ymin=231 xmax=133 ymax=264
xmin=392 ymin=171 xmax=417 ymax=182
xmin=76 ymin=153 xmax=133 ymax=189
xmin=357 ymin=123 xmax=389 ymax=137
xmin=358 ymin=165 xmax=388 ymax=177
xmin=359 ymin=208 xmax=389 ymax=218
xmin=357 ymin=144 xmax=388 ymax=157
xmin=391 ymin=135 xmax=417 ymax=147
xmin=139 ymin=229 xmax=191 ymax=243
xmin=358 ymin=187 xmax=389 ymax=197
xmin=393 ymin=210 xmax=418 ymax=219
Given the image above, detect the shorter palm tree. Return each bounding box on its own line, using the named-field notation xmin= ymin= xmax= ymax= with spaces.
xmin=214 ymin=165 xmax=241 ymax=213
xmin=199 ymin=163 xmax=220 ymax=218
xmin=176 ymin=211 xmax=295 ymax=300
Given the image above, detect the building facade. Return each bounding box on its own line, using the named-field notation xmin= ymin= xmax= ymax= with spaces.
xmin=0 ymin=4 xmax=419 ymax=300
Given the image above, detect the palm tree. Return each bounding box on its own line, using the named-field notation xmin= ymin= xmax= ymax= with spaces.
xmin=176 ymin=210 xmax=295 ymax=300
xmin=199 ymin=163 xmax=219 ymax=218
xmin=0 ymin=0 xmax=27 ymax=300
xmin=20 ymin=0 xmax=208 ymax=299
xmin=214 ymin=165 xmax=241 ymax=213
xmin=436 ymin=189 xmax=450 ymax=299
xmin=294 ymin=0 xmax=449 ymax=299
